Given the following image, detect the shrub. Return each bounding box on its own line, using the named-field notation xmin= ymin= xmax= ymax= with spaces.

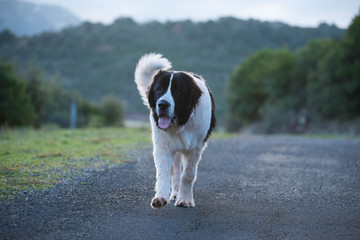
xmin=101 ymin=94 xmax=124 ymax=127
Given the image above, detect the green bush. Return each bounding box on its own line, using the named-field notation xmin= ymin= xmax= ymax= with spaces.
xmin=101 ymin=94 xmax=124 ymax=127
xmin=77 ymin=99 xmax=101 ymax=128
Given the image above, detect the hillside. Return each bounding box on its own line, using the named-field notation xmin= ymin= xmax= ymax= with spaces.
xmin=0 ymin=0 xmax=81 ymax=35
xmin=0 ymin=17 xmax=344 ymax=119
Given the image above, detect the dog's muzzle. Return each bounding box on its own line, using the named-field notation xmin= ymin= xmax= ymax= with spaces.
xmin=158 ymin=100 xmax=170 ymax=111
xmin=157 ymin=100 xmax=176 ymax=129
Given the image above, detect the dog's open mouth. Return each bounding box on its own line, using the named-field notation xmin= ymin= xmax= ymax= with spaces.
xmin=158 ymin=114 xmax=171 ymax=129
xmin=158 ymin=114 xmax=172 ymax=129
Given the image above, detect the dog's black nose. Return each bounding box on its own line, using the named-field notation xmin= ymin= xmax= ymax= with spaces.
xmin=158 ymin=100 xmax=170 ymax=110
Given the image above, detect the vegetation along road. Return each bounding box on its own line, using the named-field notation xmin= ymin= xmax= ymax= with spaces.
xmin=1 ymin=130 xmax=359 ymax=239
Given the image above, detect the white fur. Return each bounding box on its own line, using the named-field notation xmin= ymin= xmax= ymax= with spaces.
xmin=156 ymin=72 xmax=175 ymax=118
xmin=134 ymin=54 xmax=212 ymax=208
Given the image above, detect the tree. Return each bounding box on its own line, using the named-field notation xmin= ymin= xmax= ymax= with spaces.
xmin=226 ymin=14 xmax=360 ymax=132
xmin=337 ymin=15 xmax=360 ymax=118
xmin=306 ymin=42 xmax=348 ymax=119
xmin=307 ymin=15 xmax=360 ymax=120
xmin=226 ymin=49 xmax=270 ymax=130
xmin=41 ymin=76 xmax=73 ymax=128
xmin=0 ymin=60 xmax=34 ymax=126
xmin=226 ymin=48 xmax=296 ymax=131
xmin=23 ymin=67 xmax=48 ymax=128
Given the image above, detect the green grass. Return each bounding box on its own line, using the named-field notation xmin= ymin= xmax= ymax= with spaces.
xmin=0 ymin=127 xmax=151 ymax=199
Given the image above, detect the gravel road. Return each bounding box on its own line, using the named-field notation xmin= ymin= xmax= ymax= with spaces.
xmin=1 ymin=135 xmax=360 ymax=239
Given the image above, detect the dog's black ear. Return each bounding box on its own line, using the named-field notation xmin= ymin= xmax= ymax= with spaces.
xmin=147 ymin=70 xmax=164 ymax=110
xmin=187 ymin=78 xmax=203 ymax=113
xmin=174 ymin=73 xmax=203 ymax=126
xmin=147 ymin=82 xmax=156 ymax=110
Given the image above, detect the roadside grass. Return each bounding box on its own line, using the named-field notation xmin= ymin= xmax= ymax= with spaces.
xmin=0 ymin=127 xmax=151 ymax=199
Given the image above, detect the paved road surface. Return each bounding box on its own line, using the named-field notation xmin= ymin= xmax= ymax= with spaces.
xmin=1 ymin=135 xmax=360 ymax=239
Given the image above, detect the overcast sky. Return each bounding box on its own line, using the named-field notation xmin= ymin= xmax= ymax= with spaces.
xmin=26 ymin=0 xmax=359 ymax=28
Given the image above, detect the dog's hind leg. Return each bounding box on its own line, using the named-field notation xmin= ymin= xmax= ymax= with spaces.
xmin=170 ymin=152 xmax=182 ymax=201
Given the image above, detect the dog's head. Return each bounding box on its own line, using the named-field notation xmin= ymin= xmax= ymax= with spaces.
xmin=147 ymin=71 xmax=203 ymax=129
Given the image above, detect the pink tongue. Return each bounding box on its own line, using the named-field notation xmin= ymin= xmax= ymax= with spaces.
xmin=158 ymin=116 xmax=171 ymax=129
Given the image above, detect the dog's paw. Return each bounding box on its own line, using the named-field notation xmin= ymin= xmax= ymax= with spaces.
xmin=174 ymin=199 xmax=195 ymax=208
xmin=151 ymin=197 xmax=167 ymax=209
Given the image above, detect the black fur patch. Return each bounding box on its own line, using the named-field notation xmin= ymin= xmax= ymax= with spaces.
xmin=147 ymin=71 xmax=203 ymax=129
xmin=171 ymin=72 xmax=203 ymax=126
xmin=203 ymin=82 xmax=216 ymax=142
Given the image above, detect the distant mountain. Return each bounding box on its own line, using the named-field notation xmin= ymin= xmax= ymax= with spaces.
xmin=0 ymin=17 xmax=345 ymax=120
xmin=0 ymin=0 xmax=81 ymax=36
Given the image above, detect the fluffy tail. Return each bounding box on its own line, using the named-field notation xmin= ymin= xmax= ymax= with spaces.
xmin=134 ymin=53 xmax=172 ymax=107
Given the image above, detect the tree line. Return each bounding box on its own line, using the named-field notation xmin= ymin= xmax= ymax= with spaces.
xmin=0 ymin=61 xmax=124 ymax=128
xmin=226 ymin=15 xmax=360 ymax=133
xmin=0 ymin=17 xmax=344 ymax=120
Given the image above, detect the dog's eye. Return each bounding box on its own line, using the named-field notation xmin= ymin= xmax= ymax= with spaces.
xmin=156 ymin=87 xmax=164 ymax=94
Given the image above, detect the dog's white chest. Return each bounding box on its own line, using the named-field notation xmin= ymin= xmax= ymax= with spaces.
xmin=151 ymin=116 xmax=203 ymax=152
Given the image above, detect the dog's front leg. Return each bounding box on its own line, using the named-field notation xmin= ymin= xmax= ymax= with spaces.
xmin=151 ymin=148 xmax=173 ymax=209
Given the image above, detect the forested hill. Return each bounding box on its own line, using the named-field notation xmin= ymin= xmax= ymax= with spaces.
xmin=0 ymin=17 xmax=344 ymax=117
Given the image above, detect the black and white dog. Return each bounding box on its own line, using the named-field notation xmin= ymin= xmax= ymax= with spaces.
xmin=134 ymin=53 xmax=216 ymax=209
